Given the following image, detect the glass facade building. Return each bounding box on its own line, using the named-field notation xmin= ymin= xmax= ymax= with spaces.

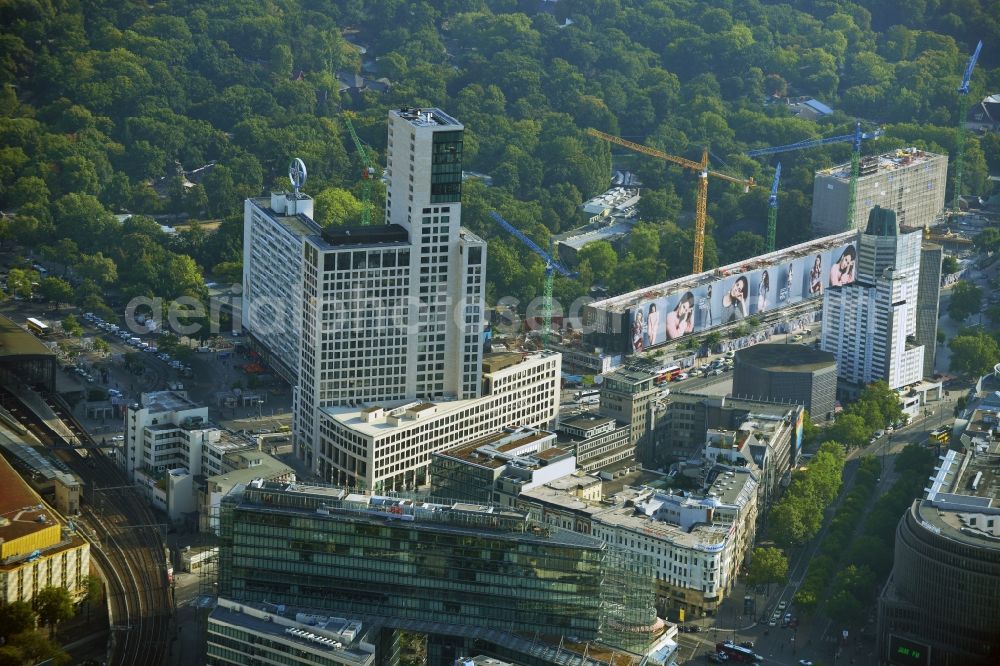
xmin=217 ymin=481 xmax=663 ymax=662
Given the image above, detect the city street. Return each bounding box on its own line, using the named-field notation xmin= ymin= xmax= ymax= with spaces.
xmin=675 ymin=386 xmax=965 ymax=665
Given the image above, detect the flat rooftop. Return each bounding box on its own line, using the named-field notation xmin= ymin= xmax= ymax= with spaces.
xmin=518 ymin=481 xmax=608 ymax=515
xmin=559 ymin=415 xmax=617 ymax=431
xmin=556 ymin=219 xmax=635 ymax=251
xmin=392 ymin=106 xmax=462 ymax=129
xmin=436 ymin=429 xmax=556 ymax=470
xmin=735 ymin=343 xmax=836 ymax=372
xmin=210 ymin=597 xmax=375 ymax=664
xmin=319 ymin=223 xmax=409 ymax=247
xmin=0 ymin=456 xmax=57 ymax=550
xmin=0 ymin=314 xmax=54 ymax=358
xmin=250 ymin=196 xmax=322 ymax=238
xmin=920 ymin=447 xmax=1000 ymax=549
xmin=818 ymin=147 xmax=945 ymax=181
xmin=140 ymin=390 xmax=202 ymax=414
xmin=595 ymin=504 xmax=731 ymax=551
xmin=590 ymin=230 xmax=856 ymax=314
xmin=231 ymin=480 xmax=602 ymax=549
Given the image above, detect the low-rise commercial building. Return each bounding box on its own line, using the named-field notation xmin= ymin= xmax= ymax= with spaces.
xmin=642 ymin=393 xmax=801 ymax=512
xmin=516 ymin=474 xmax=606 ymax=534
xmin=0 ymin=457 xmax=90 ymax=605
xmin=120 ymin=390 xmax=294 ymax=527
xmin=556 ymin=414 xmax=632 ymax=471
xmin=199 ymin=450 xmax=296 ymax=534
xmin=317 ymin=351 xmax=561 ymax=491
xmin=518 ymin=463 xmax=759 ymax=619
xmin=592 ymin=468 xmax=758 ymax=618
xmin=429 ymin=427 xmax=574 ymax=505
xmin=599 ymin=367 xmax=659 ymax=447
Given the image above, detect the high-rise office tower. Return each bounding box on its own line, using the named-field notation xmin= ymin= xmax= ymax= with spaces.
xmin=821 ymin=207 xmax=925 ymax=389
xmin=916 ymin=243 xmax=943 ymax=378
xmin=811 ymin=148 xmax=947 ymax=235
xmin=243 ymin=109 xmax=559 ymax=483
xmin=243 ymin=111 xmax=486 ymax=456
xmin=383 ymin=108 xmax=484 ymax=400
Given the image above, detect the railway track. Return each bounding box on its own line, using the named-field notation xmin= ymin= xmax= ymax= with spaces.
xmin=1 ymin=386 xmax=171 ymax=665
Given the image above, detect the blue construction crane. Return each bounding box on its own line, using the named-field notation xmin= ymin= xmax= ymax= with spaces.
xmin=747 ymin=122 xmax=883 ymax=236
xmin=766 ymin=163 xmax=781 ymax=253
xmin=488 ymin=211 xmax=577 ymax=347
xmin=745 ymin=123 xmax=883 ymax=158
xmin=953 ymin=40 xmax=983 ymax=212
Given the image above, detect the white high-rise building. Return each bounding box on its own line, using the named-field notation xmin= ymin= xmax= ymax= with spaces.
xmin=243 ymin=108 xmax=556 ymax=483
xmin=242 ymin=192 xmax=316 ymax=383
xmin=821 ymin=207 xmax=925 ymax=389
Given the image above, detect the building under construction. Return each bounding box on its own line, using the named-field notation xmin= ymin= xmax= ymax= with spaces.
xmin=811 ymin=147 xmax=948 ymax=235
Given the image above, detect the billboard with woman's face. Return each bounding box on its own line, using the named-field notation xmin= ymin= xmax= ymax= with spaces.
xmin=624 ymin=240 xmax=857 ymax=349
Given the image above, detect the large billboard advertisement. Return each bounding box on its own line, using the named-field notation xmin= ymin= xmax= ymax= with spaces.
xmin=627 ymin=240 xmax=857 ymax=353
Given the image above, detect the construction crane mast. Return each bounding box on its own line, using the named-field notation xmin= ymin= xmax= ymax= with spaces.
xmin=488 ymin=211 xmax=578 ymax=348
xmin=344 ymin=114 xmax=377 ymax=225
xmin=767 ymin=163 xmax=781 ymax=253
xmin=746 ymin=122 xmax=883 ymax=233
xmin=587 ymin=128 xmax=754 ymax=274
xmin=953 ymin=40 xmax=983 ymax=212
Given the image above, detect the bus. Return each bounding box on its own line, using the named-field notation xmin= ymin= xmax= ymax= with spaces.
xmin=716 ymin=642 xmax=763 ymax=663
xmin=654 ymin=365 xmax=682 ymax=384
xmin=574 ymin=390 xmax=600 ymax=401
xmin=26 ymin=317 xmax=50 ymax=337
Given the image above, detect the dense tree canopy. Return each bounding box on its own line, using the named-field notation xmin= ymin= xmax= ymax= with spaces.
xmin=0 ymin=0 xmax=996 ymax=316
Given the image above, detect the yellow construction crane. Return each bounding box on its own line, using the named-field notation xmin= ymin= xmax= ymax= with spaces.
xmin=586 ymin=128 xmax=755 ymax=274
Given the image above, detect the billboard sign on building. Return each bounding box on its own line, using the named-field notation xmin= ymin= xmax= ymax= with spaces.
xmin=626 ymin=240 xmax=857 ymax=353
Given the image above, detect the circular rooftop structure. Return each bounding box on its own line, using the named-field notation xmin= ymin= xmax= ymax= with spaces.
xmin=734 ymin=343 xmax=836 ymax=373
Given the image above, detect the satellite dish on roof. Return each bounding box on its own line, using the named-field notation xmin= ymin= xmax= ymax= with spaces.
xmin=289 ymin=158 xmax=307 ymax=193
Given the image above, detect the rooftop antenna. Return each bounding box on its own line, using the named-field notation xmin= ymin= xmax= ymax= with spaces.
xmin=289 ymin=157 xmax=307 ymax=195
